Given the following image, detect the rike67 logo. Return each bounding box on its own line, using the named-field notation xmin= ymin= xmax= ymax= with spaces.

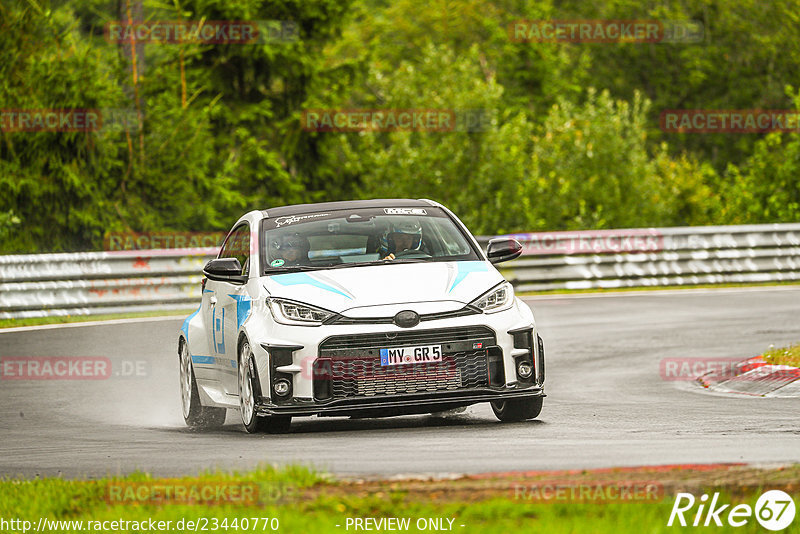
xmin=668 ymin=490 xmax=796 ymax=531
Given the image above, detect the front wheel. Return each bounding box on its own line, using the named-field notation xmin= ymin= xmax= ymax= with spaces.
xmin=180 ymin=340 xmax=226 ymax=429
xmin=238 ymin=340 xmax=292 ymax=434
xmin=491 ymin=396 xmax=543 ymax=422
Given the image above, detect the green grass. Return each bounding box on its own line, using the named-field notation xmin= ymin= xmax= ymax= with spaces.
xmin=0 ymin=309 xmax=197 ymax=329
xmin=762 ymin=343 xmax=800 ymax=368
xmin=1 ymin=466 xmax=797 ymax=533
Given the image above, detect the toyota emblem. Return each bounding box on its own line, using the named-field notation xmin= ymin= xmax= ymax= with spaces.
xmin=394 ymin=310 xmax=420 ymax=328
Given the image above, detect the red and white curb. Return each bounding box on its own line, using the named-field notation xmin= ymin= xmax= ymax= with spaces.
xmin=696 ymin=356 xmax=800 ymax=397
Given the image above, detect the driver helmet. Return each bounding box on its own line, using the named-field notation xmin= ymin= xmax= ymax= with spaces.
xmin=271 ymin=232 xmax=310 ymax=265
xmin=379 ymin=218 xmax=423 ymax=256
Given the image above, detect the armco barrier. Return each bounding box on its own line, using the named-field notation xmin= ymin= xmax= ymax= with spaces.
xmin=0 ymin=248 xmax=217 ymax=319
xmin=1 ymin=224 xmax=799 ymax=319
xmin=490 ymin=223 xmax=800 ymax=292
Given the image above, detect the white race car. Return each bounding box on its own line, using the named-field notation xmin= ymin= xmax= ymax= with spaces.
xmin=178 ymin=199 xmax=545 ymax=433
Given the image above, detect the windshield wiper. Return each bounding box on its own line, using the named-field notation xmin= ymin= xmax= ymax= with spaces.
xmin=265 ymin=258 xmax=432 ymax=274
xmin=328 ymin=258 xmax=429 ymax=268
xmin=327 ymin=261 xmax=380 ymax=269
xmin=262 ymin=265 xmax=324 ymax=275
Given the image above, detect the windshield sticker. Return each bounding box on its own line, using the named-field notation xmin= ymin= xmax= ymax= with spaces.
xmin=274 ymin=213 xmax=330 ymax=227
xmin=384 ymin=208 xmax=427 ymax=215
xmin=270 ymin=259 xmax=285 ymax=267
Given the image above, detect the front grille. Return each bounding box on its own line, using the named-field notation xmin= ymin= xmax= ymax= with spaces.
xmin=327 ymin=307 xmax=479 ymax=325
xmin=319 ymin=325 xmax=495 ymax=352
xmin=314 ymin=326 xmax=496 ymax=400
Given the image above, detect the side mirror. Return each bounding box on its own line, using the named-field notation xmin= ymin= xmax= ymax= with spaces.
xmin=203 ymin=257 xmax=247 ymax=284
xmin=486 ymin=238 xmax=523 ymax=264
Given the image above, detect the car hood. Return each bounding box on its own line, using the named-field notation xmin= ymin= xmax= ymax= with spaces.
xmin=262 ymin=261 xmax=504 ymax=315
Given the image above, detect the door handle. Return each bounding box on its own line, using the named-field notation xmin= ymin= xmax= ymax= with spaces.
xmin=209 ymin=295 xmax=217 ymax=305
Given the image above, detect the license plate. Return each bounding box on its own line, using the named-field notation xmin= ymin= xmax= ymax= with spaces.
xmin=380 ymin=345 xmax=443 ymax=366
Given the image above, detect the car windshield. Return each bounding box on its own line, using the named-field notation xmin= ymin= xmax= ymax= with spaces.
xmin=260 ymin=206 xmax=480 ymax=274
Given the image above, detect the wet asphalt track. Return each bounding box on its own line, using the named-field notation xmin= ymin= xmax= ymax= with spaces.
xmin=1 ymin=287 xmax=799 ymax=479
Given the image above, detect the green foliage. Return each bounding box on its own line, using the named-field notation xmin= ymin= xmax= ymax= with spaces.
xmin=0 ymin=0 xmax=352 ymax=252
xmin=721 ymin=88 xmax=800 ymax=223
xmin=1 ymin=0 xmax=799 ymax=253
xmin=2 ymin=466 xmax=796 ymax=534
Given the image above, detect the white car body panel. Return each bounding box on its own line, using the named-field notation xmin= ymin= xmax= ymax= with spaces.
xmin=263 ymin=261 xmax=504 ymax=313
xmin=178 ymin=200 xmax=544 ymax=421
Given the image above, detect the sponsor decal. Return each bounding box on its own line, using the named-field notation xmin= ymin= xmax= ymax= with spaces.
xmin=384 ymin=208 xmax=428 ymax=215
xmin=274 ymin=213 xmax=330 ymax=227
xmin=447 ymin=261 xmax=489 ymax=293
xmin=271 ymin=259 xmax=285 ymax=267
xmin=271 ymin=272 xmax=354 ymax=299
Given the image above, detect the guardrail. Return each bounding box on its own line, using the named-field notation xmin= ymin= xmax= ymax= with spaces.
xmin=490 ymin=223 xmax=800 ymax=292
xmin=0 ymin=248 xmax=217 ymax=319
xmin=1 ymin=223 xmax=799 ymax=319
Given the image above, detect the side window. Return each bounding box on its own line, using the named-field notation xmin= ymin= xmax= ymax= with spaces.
xmin=429 ymin=219 xmax=471 ymax=257
xmin=219 ymin=224 xmax=250 ymax=276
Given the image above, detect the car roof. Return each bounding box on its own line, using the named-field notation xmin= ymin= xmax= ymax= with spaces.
xmin=262 ymin=199 xmax=438 ymax=218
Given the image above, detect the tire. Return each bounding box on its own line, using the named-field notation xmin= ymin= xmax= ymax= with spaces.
xmin=238 ymin=339 xmax=292 ymax=434
xmin=491 ymin=396 xmax=543 ymax=422
xmin=179 ymin=339 xmax=227 ymax=429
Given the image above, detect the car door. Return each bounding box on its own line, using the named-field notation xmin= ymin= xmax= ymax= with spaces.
xmin=203 ymin=223 xmax=251 ymax=395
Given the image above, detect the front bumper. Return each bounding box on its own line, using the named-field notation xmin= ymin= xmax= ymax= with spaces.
xmin=246 ymin=296 xmax=543 ymax=416
xmin=255 ymin=385 xmax=545 ymax=417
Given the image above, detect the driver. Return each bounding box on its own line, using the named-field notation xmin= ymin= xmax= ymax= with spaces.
xmin=271 ymin=233 xmax=310 ymax=266
xmin=379 ymin=219 xmax=423 ymax=260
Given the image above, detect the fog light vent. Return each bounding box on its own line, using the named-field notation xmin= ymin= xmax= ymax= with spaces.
xmin=273 ymin=378 xmax=291 ymax=397
xmin=517 ymin=360 xmax=533 ymax=379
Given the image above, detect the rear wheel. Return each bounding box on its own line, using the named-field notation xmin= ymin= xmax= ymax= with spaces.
xmin=180 ymin=340 xmax=226 ymax=429
xmin=491 ymin=396 xmax=543 ymax=422
xmin=238 ymin=340 xmax=292 ymax=434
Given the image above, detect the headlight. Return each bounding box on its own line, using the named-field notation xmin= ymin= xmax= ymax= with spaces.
xmin=470 ymin=282 xmax=514 ymax=313
xmin=268 ymin=298 xmax=335 ymax=325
